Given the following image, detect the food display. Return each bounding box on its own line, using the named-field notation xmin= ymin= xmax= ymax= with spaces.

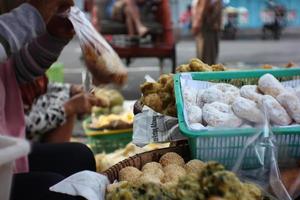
xmin=140 ymin=59 xmax=227 ymax=117
xmin=95 ymin=143 xmax=169 ymax=172
xmin=88 ymin=88 xmax=134 ymax=130
xmin=184 ymin=73 xmax=300 ymax=129
xmin=140 ymin=74 xmax=176 ymax=117
xmin=106 ymin=152 xmax=267 ymax=200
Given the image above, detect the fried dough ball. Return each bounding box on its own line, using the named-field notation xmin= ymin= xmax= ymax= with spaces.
xmin=185 ymin=160 xmax=206 ymax=174
xmin=119 ymin=167 xmax=142 ymax=183
xmin=176 ymin=64 xmax=191 ymax=72
xmin=162 ymin=164 xmax=186 ymax=183
xmin=159 ymin=152 xmax=185 ymax=167
xmin=143 ymin=93 xmax=163 ymax=113
xmin=142 ymin=162 xmax=164 ymax=180
xmin=142 ymin=162 xmax=163 ymax=171
xmin=106 ymin=181 xmax=128 ymax=193
xmin=137 ymin=173 xmax=161 ymax=186
xmin=208 ymin=197 xmax=225 ymax=200
xmin=211 ymin=64 xmax=226 ymax=71
xmin=140 ymin=82 xmax=162 ymax=96
xmin=158 ymin=74 xmax=172 ymax=85
xmin=243 ymin=183 xmax=262 ymax=199
xmin=189 ymin=58 xmax=212 ymax=72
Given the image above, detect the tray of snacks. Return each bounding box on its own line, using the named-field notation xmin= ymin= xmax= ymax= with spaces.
xmin=103 ymin=142 xmax=280 ymax=200
xmin=84 ymin=88 xmax=134 ymax=153
xmin=174 ymin=63 xmax=300 ymax=169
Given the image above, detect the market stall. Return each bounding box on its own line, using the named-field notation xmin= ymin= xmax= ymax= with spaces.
xmin=41 ymin=5 xmax=300 ymax=200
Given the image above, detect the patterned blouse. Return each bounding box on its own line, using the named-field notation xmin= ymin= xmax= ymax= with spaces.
xmin=25 ymin=83 xmax=71 ymax=141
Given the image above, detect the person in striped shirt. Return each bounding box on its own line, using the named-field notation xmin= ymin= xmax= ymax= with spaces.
xmin=0 ymin=1 xmax=99 ymax=199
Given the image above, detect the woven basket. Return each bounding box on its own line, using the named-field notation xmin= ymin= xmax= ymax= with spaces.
xmin=102 ymin=141 xmax=190 ymax=183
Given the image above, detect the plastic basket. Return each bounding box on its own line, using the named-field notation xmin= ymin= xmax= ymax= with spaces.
xmin=174 ymin=68 xmax=300 ymax=169
xmin=0 ymin=135 xmax=30 ymax=200
xmin=83 ymin=118 xmax=133 ymax=154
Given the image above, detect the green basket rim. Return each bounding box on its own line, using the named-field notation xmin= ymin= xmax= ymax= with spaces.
xmin=174 ymin=68 xmax=300 ymax=138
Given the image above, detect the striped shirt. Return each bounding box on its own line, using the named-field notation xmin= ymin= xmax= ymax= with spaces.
xmin=0 ymin=3 xmax=69 ymax=84
xmin=0 ymin=3 xmax=70 ymax=173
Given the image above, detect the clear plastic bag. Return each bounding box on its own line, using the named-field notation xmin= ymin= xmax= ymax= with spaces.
xmin=232 ymin=106 xmax=295 ymax=200
xmin=68 ymin=7 xmax=128 ymax=86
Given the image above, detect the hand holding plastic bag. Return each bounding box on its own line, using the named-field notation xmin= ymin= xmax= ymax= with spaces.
xmin=68 ymin=7 xmax=128 ymax=86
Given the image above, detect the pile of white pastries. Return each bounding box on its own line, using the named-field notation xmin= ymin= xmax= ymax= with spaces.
xmin=184 ymin=73 xmax=300 ymax=129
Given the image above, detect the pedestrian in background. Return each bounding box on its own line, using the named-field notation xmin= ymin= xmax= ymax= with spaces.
xmin=192 ymin=0 xmax=222 ymax=65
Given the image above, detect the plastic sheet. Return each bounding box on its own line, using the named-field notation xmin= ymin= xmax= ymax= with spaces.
xmin=232 ymin=105 xmax=296 ymax=200
xmin=68 ymin=7 xmax=128 ymax=86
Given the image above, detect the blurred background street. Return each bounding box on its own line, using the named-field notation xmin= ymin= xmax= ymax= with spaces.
xmin=60 ymin=36 xmax=300 ymax=100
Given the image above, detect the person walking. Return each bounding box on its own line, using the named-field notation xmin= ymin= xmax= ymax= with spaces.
xmin=192 ymin=0 xmax=222 ymax=65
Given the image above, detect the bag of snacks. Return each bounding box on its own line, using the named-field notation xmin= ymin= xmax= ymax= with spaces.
xmin=68 ymin=7 xmax=128 ymax=86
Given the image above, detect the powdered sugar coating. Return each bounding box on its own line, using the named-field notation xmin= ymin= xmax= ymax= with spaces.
xmin=232 ymin=97 xmax=264 ymax=123
xmin=202 ymin=102 xmax=243 ymax=128
xmin=261 ymin=95 xmax=292 ymax=126
xmin=277 ymin=92 xmax=300 ymax=123
xmin=258 ymin=74 xmax=285 ymax=97
xmin=240 ymin=85 xmax=263 ymax=104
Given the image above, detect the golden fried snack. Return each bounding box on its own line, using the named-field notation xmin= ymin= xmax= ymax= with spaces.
xmin=106 ymin=181 xmax=128 ymax=193
xmin=142 ymin=93 xmax=163 ymax=113
xmin=137 ymin=174 xmax=161 ymax=186
xmin=159 ymin=152 xmax=185 ymax=167
xmin=119 ymin=167 xmax=142 ymax=183
xmin=142 ymin=162 xmax=163 ymax=171
xmin=189 ymin=58 xmax=212 ymax=72
xmin=140 ymin=82 xmax=162 ymax=96
xmin=208 ymin=197 xmax=225 ymax=200
xmin=142 ymin=162 xmax=164 ymax=180
xmin=176 ymin=64 xmax=191 ymax=72
xmin=84 ymin=45 xmax=128 ymax=86
xmin=185 ymin=159 xmax=206 ymax=174
xmin=211 ymin=64 xmax=226 ymax=71
xmin=162 ymin=164 xmax=186 ymax=184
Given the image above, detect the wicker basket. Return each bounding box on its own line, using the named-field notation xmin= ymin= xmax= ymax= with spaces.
xmin=102 ymin=141 xmax=190 ymax=183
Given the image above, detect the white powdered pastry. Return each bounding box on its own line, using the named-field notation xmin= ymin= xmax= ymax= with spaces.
xmin=258 ymin=74 xmax=285 ymax=98
xmin=183 ymin=87 xmax=198 ymax=105
xmin=190 ymin=123 xmax=205 ymax=130
xmin=232 ymin=97 xmax=264 ymax=124
xmin=240 ymin=123 xmax=253 ymax=128
xmin=186 ymin=104 xmax=202 ymax=124
xmin=261 ymin=95 xmax=292 ymax=126
xmin=202 ymin=102 xmax=243 ymax=128
xmin=201 ymin=87 xmax=225 ymax=104
xmin=196 ymin=90 xmax=205 ymax=108
xmin=277 ymin=92 xmax=300 ymax=123
xmin=240 ymin=85 xmax=263 ymax=104
xmin=294 ymin=86 xmax=300 ymax=100
xmin=211 ymin=83 xmax=240 ymax=104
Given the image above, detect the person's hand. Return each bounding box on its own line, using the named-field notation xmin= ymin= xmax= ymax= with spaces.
xmin=47 ymin=16 xmax=75 ymax=39
xmin=64 ymin=93 xmax=108 ymax=116
xmin=28 ymin=0 xmax=74 ymax=23
xmin=70 ymin=84 xmax=84 ymax=97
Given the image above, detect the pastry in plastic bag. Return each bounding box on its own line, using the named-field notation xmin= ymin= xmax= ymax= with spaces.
xmin=68 ymin=7 xmax=128 ymax=86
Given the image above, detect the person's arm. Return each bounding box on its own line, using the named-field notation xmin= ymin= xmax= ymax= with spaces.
xmin=13 ymin=32 xmax=70 ymax=84
xmin=192 ymin=0 xmax=207 ymax=35
xmin=25 ymin=95 xmax=67 ymax=137
xmin=0 ymin=3 xmax=45 ymax=62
